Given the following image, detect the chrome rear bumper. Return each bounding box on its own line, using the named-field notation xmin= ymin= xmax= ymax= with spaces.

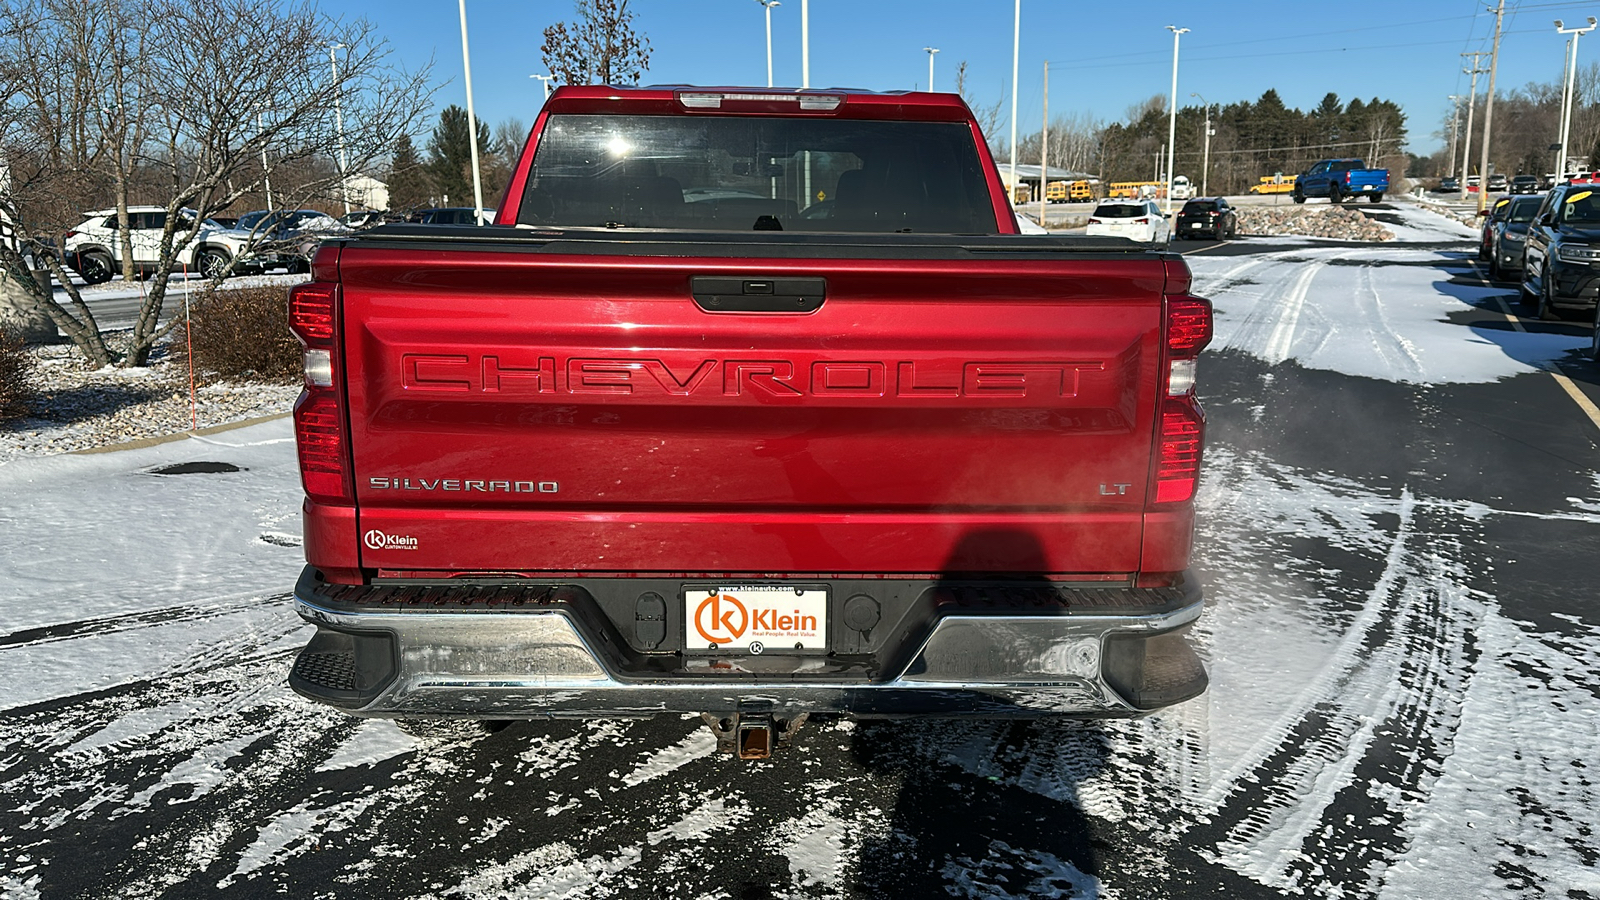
xmin=289 ymin=572 xmax=1207 ymax=719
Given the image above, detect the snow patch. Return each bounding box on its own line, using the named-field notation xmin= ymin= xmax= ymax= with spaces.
xmin=618 ymin=728 xmax=716 ymax=787
xmin=315 ymin=719 xmax=417 ymax=772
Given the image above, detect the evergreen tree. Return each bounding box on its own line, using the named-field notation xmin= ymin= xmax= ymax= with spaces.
xmin=426 ymin=105 xmax=491 ymax=206
xmin=387 ymin=133 xmax=432 ymax=212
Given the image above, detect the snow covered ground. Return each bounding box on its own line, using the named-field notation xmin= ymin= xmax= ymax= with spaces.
xmin=1 ymin=201 xmax=1597 ymax=899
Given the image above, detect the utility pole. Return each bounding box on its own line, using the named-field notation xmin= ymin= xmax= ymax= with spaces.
xmin=1460 ymin=52 xmax=1487 ymax=201
xmin=1038 ymin=60 xmax=1048 ymax=227
xmin=531 ymin=73 xmax=555 ymax=100
xmin=924 ymin=47 xmax=939 ymax=91
xmin=1477 ymin=0 xmax=1505 ymax=213
xmin=1192 ymin=91 xmax=1211 ymax=196
xmin=1447 ymin=94 xmax=1460 ymax=182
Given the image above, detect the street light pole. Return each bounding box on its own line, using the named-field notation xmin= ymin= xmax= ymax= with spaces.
xmin=530 ymin=74 xmax=555 ymax=100
xmin=758 ymin=0 xmax=780 ymax=88
xmin=1008 ymin=0 xmax=1020 ymax=198
xmin=1191 ymin=91 xmax=1211 ymax=197
xmin=1556 ymin=18 xmax=1597 ymax=182
xmin=801 ymin=0 xmax=810 ymax=88
xmin=328 ymin=43 xmax=349 ymax=216
xmin=258 ymin=110 xmax=273 ymax=212
xmin=458 ymin=0 xmax=485 ymax=224
xmin=924 ymin=46 xmax=939 ymax=91
xmin=1165 ymin=25 xmax=1188 ymax=214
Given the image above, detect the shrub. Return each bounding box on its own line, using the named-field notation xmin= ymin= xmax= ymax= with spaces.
xmin=175 ymin=286 xmax=301 ymax=382
xmin=0 ymin=327 xmax=33 ymax=422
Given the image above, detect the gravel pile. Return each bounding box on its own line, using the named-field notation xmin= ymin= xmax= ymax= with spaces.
xmin=1236 ymin=205 xmax=1394 ymax=241
xmin=0 ymin=336 xmax=300 ymax=460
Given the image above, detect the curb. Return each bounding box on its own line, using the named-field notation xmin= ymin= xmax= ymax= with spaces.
xmin=72 ymin=412 xmax=292 ymax=455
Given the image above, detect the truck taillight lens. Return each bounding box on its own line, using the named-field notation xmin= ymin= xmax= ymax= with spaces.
xmin=295 ymin=391 xmax=349 ymax=502
xmin=288 ymin=282 xmax=351 ymax=504
xmin=289 ymin=284 xmax=337 ymax=344
xmin=1155 ymin=399 xmax=1204 ymax=503
xmin=1166 ymin=298 xmax=1212 ymax=357
xmin=1153 ymin=293 xmax=1211 ymax=504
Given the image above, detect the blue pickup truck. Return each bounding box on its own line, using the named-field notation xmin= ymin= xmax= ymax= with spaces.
xmin=1292 ymin=158 xmax=1389 ymax=204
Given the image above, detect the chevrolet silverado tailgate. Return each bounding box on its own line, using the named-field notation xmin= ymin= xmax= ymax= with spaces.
xmin=337 ymin=235 xmax=1171 ymax=576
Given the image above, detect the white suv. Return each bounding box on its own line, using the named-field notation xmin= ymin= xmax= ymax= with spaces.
xmin=63 ymin=206 xmax=260 ymax=283
xmin=1086 ymin=199 xmax=1172 ymax=244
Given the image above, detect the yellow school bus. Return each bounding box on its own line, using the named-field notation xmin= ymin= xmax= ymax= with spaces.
xmin=1248 ymin=175 xmax=1298 ymax=195
xmin=1107 ymin=181 xmax=1165 ymax=199
xmin=1045 ymin=181 xmax=1069 ymax=203
xmin=1068 ymin=180 xmax=1095 ymax=202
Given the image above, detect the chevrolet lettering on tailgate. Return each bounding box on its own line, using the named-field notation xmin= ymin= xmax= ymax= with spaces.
xmin=401 ymin=354 xmax=1105 ymax=400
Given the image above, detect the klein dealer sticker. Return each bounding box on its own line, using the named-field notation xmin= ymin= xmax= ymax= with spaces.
xmin=363 ymin=529 xmax=418 ymax=551
xmin=687 ymin=587 xmax=828 ymax=653
xmin=1568 ymin=191 xmax=1593 ymax=204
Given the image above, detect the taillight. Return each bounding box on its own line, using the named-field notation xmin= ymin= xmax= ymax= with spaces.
xmin=287 ymin=282 xmax=351 ymax=504
xmin=1134 ymin=217 xmax=1149 ymax=224
xmin=1152 ymin=296 xmax=1212 ymax=505
xmin=1166 ymin=297 xmax=1213 ymax=359
xmin=1155 ymin=399 xmax=1204 ymax=503
xmin=64 ymin=230 xmax=80 ymax=239
xmin=1088 ymin=218 xmax=1103 ymax=224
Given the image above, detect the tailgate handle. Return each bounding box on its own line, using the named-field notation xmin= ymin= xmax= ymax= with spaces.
xmin=691 ymin=276 xmax=825 ymax=313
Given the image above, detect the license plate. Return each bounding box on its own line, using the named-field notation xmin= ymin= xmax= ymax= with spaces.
xmin=684 ymin=586 xmax=828 ymax=653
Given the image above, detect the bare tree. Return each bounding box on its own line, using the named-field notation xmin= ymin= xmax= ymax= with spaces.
xmin=954 ymin=60 xmax=1005 ymax=154
xmin=0 ymin=0 xmax=434 ymax=367
xmin=541 ymin=0 xmax=652 ymax=87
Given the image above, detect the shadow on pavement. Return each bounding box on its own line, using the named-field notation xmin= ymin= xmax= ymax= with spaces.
xmin=847 ymin=528 xmax=1110 ymax=898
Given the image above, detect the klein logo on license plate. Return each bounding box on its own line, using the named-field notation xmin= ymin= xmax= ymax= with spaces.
xmin=686 ymin=586 xmax=828 ymax=654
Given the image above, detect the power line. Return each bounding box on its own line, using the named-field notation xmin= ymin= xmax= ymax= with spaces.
xmin=1043 ymin=29 xmax=1554 ymax=73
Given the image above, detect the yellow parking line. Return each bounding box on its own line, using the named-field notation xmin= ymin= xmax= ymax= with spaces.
xmin=1476 ymin=262 xmax=1600 ymax=432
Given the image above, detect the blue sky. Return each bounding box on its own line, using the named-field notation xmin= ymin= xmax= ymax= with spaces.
xmin=337 ymin=0 xmax=1600 ymax=154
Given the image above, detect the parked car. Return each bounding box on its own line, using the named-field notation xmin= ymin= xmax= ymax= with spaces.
xmin=1293 ymin=158 xmax=1388 ymax=204
xmin=1510 ymin=175 xmax=1540 ymax=195
xmin=406 ymin=207 xmax=495 ymax=226
xmin=1478 ymin=196 xmax=1514 ymax=261
xmin=62 ymin=206 xmax=260 ymax=283
xmin=339 ymin=210 xmax=388 ymax=229
xmin=233 ymin=209 xmax=349 ymax=272
xmin=1085 ymin=199 xmax=1170 ymax=243
xmin=1487 ymin=195 xmax=1542 ymax=281
xmin=1175 ymin=197 xmax=1237 ymax=240
xmin=1520 ymin=183 xmax=1600 ymax=321
xmin=1487 ymin=173 xmax=1509 ymax=192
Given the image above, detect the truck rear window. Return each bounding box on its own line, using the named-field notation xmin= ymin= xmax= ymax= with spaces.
xmin=517 ymin=114 xmax=998 ymax=234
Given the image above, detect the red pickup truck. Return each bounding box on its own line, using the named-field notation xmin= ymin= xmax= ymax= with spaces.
xmin=286 ymin=86 xmax=1211 ymax=757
